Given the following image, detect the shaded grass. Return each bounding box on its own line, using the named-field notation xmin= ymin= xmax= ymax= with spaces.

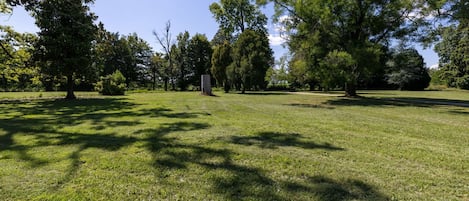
xmin=0 ymin=90 xmax=468 ymax=200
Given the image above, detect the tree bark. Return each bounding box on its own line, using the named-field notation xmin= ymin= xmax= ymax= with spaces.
xmin=66 ymin=74 xmax=76 ymax=100
xmin=223 ymin=81 xmax=230 ymax=93
xmin=164 ymin=77 xmax=168 ymax=91
xmin=345 ymin=82 xmax=357 ymax=97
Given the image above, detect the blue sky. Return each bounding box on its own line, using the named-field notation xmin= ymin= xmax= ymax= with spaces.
xmin=1 ymin=0 xmax=438 ymax=68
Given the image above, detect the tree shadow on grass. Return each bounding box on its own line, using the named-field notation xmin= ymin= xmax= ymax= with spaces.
xmin=0 ymin=98 xmax=389 ymax=200
xmin=281 ymin=176 xmax=389 ymax=201
xmin=0 ymin=98 xmax=208 ymax=187
xmin=141 ymin=129 xmax=282 ymax=199
xmin=326 ymin=96 xmax=469 ymax=108
xmin=140 ymin=129 xmax=367 ymax=200
xmin=136 ymin=122 xmax=212 ymax=169
xmin=229 ymin=132 xmax=344 ymax=151
xmin=285 ymin=103 xmax=334 ymax=109
xmin=239 ymin=92 xmax=291 ymax=96
xmin=135 ymin=108 xmax=211 ymax=119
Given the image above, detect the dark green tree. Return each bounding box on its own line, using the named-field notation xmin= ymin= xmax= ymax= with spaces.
xmin=173 ymin=31 xmax=191 ymax=90
xmin=231 ymin=29 xmax=273 ymax=93
xmin=188 ymin=33 xmax=213 ymax=87
xmin=435 ymin=21 xmax=469 ymax=89
xmin=148 ymin=53 xmax=165 ymax=90
xmin=210 ymin=0 xmax=268 ymax=37
xmin=125 ymin=33 xmax=153 ymax=86
xmin=264 ymin=0 xmax=419 ymax=96
xmin=386 ymin=48 xmax=431 ymax=90
xmin=34 ymin=0 xmax=96 ymax=99
xmin=211 ymin=29 xmax=233 ymax=46
xmin=211 ymin=42 xmax=232 ymax=92
xmin=94 ymin=24 xmax=153 ymax=87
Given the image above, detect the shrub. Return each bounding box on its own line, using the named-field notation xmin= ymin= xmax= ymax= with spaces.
xmin=456 ymin=75 xmax=469 ymax=90
xmin=95 ymin=70 xmax=126 ymax=95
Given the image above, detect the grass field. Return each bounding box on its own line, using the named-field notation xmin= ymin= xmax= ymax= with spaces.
xmin=0 ymin=90 xmax=468 ymax=200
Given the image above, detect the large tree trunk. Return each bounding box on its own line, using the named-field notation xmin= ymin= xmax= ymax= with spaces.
xmin=223 ymin=81 xmax=230 ymax=93
xmin=66 ymin=74 xmax=76 ymax=100
xmin=345 ymin=82 xmax=357 ymax=97
xmin=309 ymin=82 xmax=315 ymax=91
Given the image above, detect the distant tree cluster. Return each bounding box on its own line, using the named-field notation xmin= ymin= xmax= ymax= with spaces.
xmin=210 ymin=0 xmax=273 ymax=93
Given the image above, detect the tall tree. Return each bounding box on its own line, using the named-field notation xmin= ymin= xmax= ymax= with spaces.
xmin=211 ymin=29 xmax=233 ymax=46
xmin=188 ymin=33 xmax=213 ymax=87
xmin=210 ymin=0 xmax=268 ymax=37
xmin=210 ymin=0 xmax=271 ymax=93
xmin=429 ymin=0 xmax=469 ymax=89
xmin=148 ymin=53 xmax=165 ymax=90
xmin=123 ymin=33 xmax=153 ymax=86
xmin=264 ymin=0 xmax=419 ymax=96
xmin=211 ymin=42 xmax=232 ymax=92
xmin=231 ymin=29 xmax=273 ymax=93
xmin=34 ymin=0 xmax=96 ymax=99
xmin=153 ymin=21 xmax=174 ymax=91
xmin=434 ymin=21 xmax=469 ymax=89
xmin=173 ymin=31 xmax=191 ymax=90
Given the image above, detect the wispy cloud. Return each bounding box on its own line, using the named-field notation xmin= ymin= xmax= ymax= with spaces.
xmin=429 ymin=63 xmax=439 ymax=69
xmin=269 ymin=34 xmax=286 ymax=46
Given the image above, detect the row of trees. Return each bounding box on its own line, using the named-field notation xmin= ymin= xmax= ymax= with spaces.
xmin=255 ymin=0 xmax=468 ymax=96
xmin=1 ymin=0 xmax=274 ymax=99
xmin=1 ymin=0 xmax=468 ymax=98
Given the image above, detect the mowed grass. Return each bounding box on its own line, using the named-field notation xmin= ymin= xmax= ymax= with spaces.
xmin=0 ymin=90 xmax=468 ymax=200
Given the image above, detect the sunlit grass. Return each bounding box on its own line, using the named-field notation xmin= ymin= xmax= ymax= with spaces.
xmin=0 ymin=90 xmax=468 ymax=200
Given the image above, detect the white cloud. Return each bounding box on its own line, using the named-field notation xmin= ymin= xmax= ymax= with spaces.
xmin=273 ymin=15 xmax=292 ymax=33
xmin=429 ymin=63 xmax=439 ymax=69
xmin=268 ymin=15 xmax=291 ymax=46
xmin=269 ymin=34 xmax=286 ymax=46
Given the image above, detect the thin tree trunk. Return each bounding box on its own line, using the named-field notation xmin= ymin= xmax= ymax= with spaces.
xmin=66 ymin=74 xmax=76 ymax=100
xmin=345 ymin=82 xmax=357 ymax=97
xmin=224 ymin=81 xmax=230 ymax=93
xmin=164 ymin=77 xmax=168 ymax=91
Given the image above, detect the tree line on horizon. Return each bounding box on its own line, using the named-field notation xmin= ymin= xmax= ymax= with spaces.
xmin=0 ymin=0 xmax=468 ymax=99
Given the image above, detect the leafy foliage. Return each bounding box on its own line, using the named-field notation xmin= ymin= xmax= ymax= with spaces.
xmin=172 ymin=31 xmax=191 ymax=90
xmin=265 ymin=0 xmax=420 ymax=96
xmin=209 ymin=0 xmax=267 ymax=37
xmin=386 ymin=48 xmax=431 ymax=90
xmin=95 ymin=70 xmax=126 ymax=95
xmin=0 ymin=25 xmax=40 ymax=91
xmin=188 ymin=33 xmax=213 ymax=87
xmin=231 ymin=29 xmax=273 ymax=93
xmin=319 ymin=50 xmax=357 ymax=92
xmin=94 ymin=24 xmax=152 ymax=87
xmin=435 ymin=20 xmax=469 ymax=89
xmin=211 ymin=42 xmax=232 ymax=92
xmin=153 ymin=21 xmax=175 ymax=91
xmin=34 ymin=0 xmax=97 ymax=99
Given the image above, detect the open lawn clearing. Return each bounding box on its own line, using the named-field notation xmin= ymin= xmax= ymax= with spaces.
xmin=0 ymin=91 xmax=468 ymax=200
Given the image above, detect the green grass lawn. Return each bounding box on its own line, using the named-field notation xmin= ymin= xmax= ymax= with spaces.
xmin=0 ymin=90 xmax=468 ymax=200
